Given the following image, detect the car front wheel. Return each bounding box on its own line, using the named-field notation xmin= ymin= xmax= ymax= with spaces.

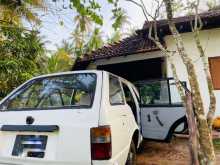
xmin=126 ymin=141 xmax=137 ymax=165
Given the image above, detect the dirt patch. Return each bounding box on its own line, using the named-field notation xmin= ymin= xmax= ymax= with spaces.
xmin=137 ymin=137 xmax=220 ymax=165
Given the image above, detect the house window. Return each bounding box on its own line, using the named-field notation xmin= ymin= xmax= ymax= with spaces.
xmin=209 ymin=57 xmax=220 ymax=90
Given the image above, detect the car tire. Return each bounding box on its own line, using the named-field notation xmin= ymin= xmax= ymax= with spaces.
xmin=126 ymin=141 xmax=137 ymax=165
xmin=136 ymin=140 xmax=144 ymax=154
xmin=165 ymin=116 xmax=187 ymax=142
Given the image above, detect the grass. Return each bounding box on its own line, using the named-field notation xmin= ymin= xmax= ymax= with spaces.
xmin=213 ymin=139 xmax=220 ymax=152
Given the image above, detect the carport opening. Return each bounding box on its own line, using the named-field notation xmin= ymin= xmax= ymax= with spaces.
xmin=97 ymin=57 xmax=166 ymax=122
xmin=97 ymin=57 xmax=165 ymax=82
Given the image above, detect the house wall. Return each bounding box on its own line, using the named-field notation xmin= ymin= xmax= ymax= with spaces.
xmin=86 ymin=28 xmax=220 ymax=117
xmin=165 ymin=28 xmax=220 ymax=116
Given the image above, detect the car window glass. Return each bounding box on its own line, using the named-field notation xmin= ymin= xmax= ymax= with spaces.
xmin=138 ymin=80 xmax=169 ymax=105
xmin=122 ymin=83 xmax=133 ymax=103
xmin=0 ymin=73 xmax=97 ymax=111
xmin=109 ymin=75 xmax=124 ymax=105
xmin=169 ymin=80 xmax=182 ymax=104
xmin=122 ymin=82 xmax=137 ymax=120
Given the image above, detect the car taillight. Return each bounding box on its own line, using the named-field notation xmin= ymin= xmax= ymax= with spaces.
xmin=90 ymin=125 xmax=112 ymax=160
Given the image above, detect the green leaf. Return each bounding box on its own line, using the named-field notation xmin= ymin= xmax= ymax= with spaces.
xmin=107 ymin=0 xmax=114 ymax=3
xmin=89 ymin=12 xmax=103 ymax=25
xmin=89 ymin=0 xmax=101 ymax=9
xmin=59 ymin=20 xmax=64 ymax=26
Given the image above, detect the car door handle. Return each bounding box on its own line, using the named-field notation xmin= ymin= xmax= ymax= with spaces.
xmin=122 ymin=114 xmax=127 ymax=117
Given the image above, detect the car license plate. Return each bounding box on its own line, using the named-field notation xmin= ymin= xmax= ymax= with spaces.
xmin=12 ymin=135 xmax=47 ymax=158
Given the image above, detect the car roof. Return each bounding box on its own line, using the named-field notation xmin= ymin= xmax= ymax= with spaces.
xmin=31 ymin=70 xmax=103 ymax=79
xmin=30 ymin=70 xmax=135 ymax=88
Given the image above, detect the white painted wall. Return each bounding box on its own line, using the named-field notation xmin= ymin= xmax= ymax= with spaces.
xmin=165 ymin=28 xmax=220 ymax=116
xmin=87 ymin=28 xmax=220 ymax=117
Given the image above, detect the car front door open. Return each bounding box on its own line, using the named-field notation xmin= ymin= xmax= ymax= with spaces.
xmin=136 ymin=79 xmax=186 ymax=141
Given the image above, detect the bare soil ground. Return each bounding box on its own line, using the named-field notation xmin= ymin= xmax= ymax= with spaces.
xmin=137 ymin=137 xmax=220 ymax=165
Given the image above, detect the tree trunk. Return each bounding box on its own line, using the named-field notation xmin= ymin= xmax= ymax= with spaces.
xmin=186 ymin=91 xmax=199 ymax=165
xmin=171 ymin=63 xmax=199 ymax=165
xmin=193 ymin=29 xmax=216 ymax=130
xmin=163 ymin=0 xmax=215 ymax=164
xmin=148 ymin=24 xmax=200 ymax=164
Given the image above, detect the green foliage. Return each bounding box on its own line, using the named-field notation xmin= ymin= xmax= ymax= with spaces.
xmin=206 ymin=0 xmax=219 ymax=10
xmin=0 ymin=0 xmax=129 ymax=100
xmin=86 ymin=28 xmax=104 ymax=52
xmin=139 ymin=83 xmax=161 ymax=105
xmin=0 ymin=0 xmax=46 ymax=99
xmin=70 ymin=0 xmax=103 ymax=26
xmin=74 ymin=14 xmax=92 ymax=33
xmin=69 ymin=0 xmax=121 ymax=27
xmin=111 ymin=8 xmax=130 ymax=31
xmin=0 ymin=27 xmax=45 ymax=99
xmin=56 ymin=40 xmax=75 ymax=55
xmin=0 ymin=0 xmax=45 ymax=25
xmin=70 ymin=27 xmax=104 ymax=58
xmin=71 ymin=13 xmax=104 ymax=58
xmin=46 ymin=49 xmax=74 ymax=73
xmin=70 ymin=0 xmax=130 ymax=58
xmin=213 ymin=138 xmax=220 ymax=152
xmin=0 ymin=28 xmax=44 ymax=59
xmin=107 ymin=30 xmax=121 ymax=43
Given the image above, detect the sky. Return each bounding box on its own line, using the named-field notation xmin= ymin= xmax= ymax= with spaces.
xmin=35 ymin=0 xmax=154 ymax=51
xmin=35 ymin=0 xmax=211 ymax=51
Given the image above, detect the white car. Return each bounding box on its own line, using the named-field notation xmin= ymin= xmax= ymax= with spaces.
xmin=0 ymin=70 xmax=142 ymax=165
xmin=0 ymin=70 xmax=187 ymax=165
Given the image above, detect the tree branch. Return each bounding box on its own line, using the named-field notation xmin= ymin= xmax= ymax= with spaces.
xmin=125 ymin=0 xmax=149 ymax=21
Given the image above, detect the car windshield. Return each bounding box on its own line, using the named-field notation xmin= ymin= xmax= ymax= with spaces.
xmin=0 ymin=73 xmax=97 ymax=111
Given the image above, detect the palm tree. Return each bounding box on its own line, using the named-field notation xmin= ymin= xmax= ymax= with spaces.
xmin=0 ymin=0 xmax=45 ymax=25
xmin=74 ymin=14 xmax=92 ymax=33
xmin=86 ymin=28 xmax=104 ymax=52
xmin=71 ymin=28 xmax=86 ymax=58
xmin=47 ymin=49 xmax=74 ymax=73
xmin=107 ymin=30 xmax=121 ymax=43
xmin=56 ymin=40 xmax=75 ymax=56
xmin=111 ymin=9 xmax=130 ymax=31
xmin=109 ymin=9 xmax=130 ymax=43
xmin=71 ymin=28 xmax=84 ymax=47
